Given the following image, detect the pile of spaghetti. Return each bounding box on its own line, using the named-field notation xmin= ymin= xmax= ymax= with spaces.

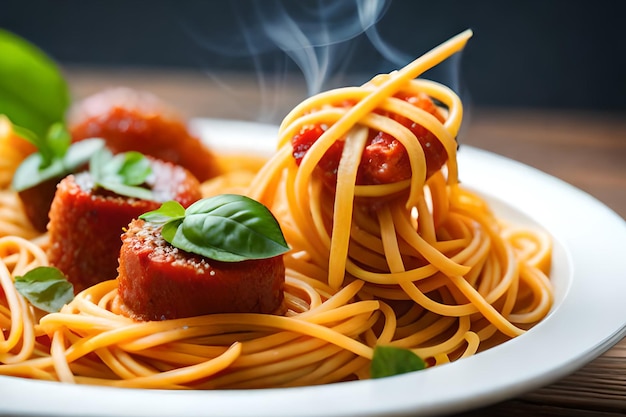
xmin=0 ymin=30 xmax=553 ymax=389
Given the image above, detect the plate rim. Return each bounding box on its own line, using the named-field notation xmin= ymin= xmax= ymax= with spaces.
xmin=2 ymin=118 xmax=626 ymax=417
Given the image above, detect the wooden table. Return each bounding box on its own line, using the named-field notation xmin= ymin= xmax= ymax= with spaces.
xmin=65 ymin=67 xmax=626 ymax=416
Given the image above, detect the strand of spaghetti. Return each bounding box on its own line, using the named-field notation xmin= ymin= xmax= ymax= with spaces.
xmin=460 ymin=332 xmax=481 ymax=358
xmin=198 ymin=313 xmax=380 ymax=388
xmin=366 ymin=111 xmax=428 ymax=205
xmin=377 ymin=204 xmax=405 ymax=273
xmin=234 ymin=336 xmax=329 ymax=368
xmin=328 ymin=125 xmax=369 ymax=289
xmin=209 ymin=345 xmax=342 ymax=389
xmin=353 ymin=180 xmax=411 ymax=198
xmin=344 ymin=221 xmax=484 ymax=285
xmin=283 ymin=282 xmax=317 ymax=313
xmin=50 ymin=329 xmax=74 ymax=383
xmin=277 ymin=87 xmax=366 ymax=141
xmin=398 ymin=279 xmax=480 ymax=317
xmin=39 ymin=311 xmax=131 ymax=333
xmin=410 ymin=315 xmax=472 ymax=359
xmin=0 ymin=260 xmax=27 ymax=358
xmin=285 ymin=270 xmax=330 ymax=305
xmin=0 ymin=238 xmax=50 ymax=364
xmin=426 ymin=170 xmax=449 ymax=227
xmin=394 ymin=304 xmax=425 ymax=329
xmin=299 ymin=299 xmax=379 ymax=326
xmin=95 ymin=347 xmax=152 ymax=379
xmin=308 ymin=172 xmax=332 ymax=248
xmin=410 ymin=80 xmax=464 ymax=181
xmin=377 ymin=93 xmax=458 ymax=194
xmin=0 ymin=193 xmax=38 ymax=240
xmin=234 ymin=311 xmax=376 ymax=369
xmin=348 ymin=241 xmax=390 ymax=272
xmin=0 ymin=235 xmax=48 ymax=273
xmin=416 ymin=196 xmax=437 ymax=244
xmin=109 ymin=342 xmax=242 ymax=389
xmin=290 ymin=350 xmax=368 ymax=386
xmin=446 ymin=274 xmax=524 ymax=337
xmin=118 ymin=326 xmax=218 ymax=352
xmin=0 ymin=294 xmax=35 ymax=363
xmin=0 ymin=356 xmax=55 ymax=378
xmin=296 ymin=279 xmax=363 ymax=319
xmin=395 ymin=308 xmax=451 ymax=340
xmin=123 ymin=344 xmax=229 ymax=367
xmin=121 ymin=299 xmax=377 ymax=354
xmin=451 ymin=211 xmax=523 ymax=307
xmin=283 ymin=160 xmax=329 ymax=266
xmin=507 ymin=264 xmax=553 ymax=323
xmin=375 ymin=301 xmax=399 ymax=345
xmin=391 ymin=201 xmax=470 ymax=277
xmin=504 ymin=227 xmax=552 ymax=274
xmin=247 ymin=138 xmax=294 ymax=203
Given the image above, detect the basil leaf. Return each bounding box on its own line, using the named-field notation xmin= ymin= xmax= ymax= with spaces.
xmin=96 ymin=180 xmax=154 ymax=201
xmin=12 ymin=137 xmax=105 ymax=192
xmin=46 ymin=122 xmax=71 ymax=160
xmin=14 ymin=266 xmax=74 ymax=313
xmin=63 ymin=138 xmax=106 ymax=171
xmin=90 ymin=148 xmax=154 ymax=200
xmin=12 ymin=154 xmax=64 ymax=191
xmin=116 ymin=151 xmax=152 ymax=186
xmin=140 ymin=195 xmax=290 ymax=262
xmin=0 ymin=29 xmax=70 ymax=139
xmin=139 ymin=200 xmax=186 ymax=225
xmin=371 ymin=345 xmax=426 ymax=379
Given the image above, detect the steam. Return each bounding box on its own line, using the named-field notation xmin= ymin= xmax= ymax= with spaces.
xmin=177 ymin=0 xmax=465 ymax=122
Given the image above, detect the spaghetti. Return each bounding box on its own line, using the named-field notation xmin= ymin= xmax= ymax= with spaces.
xmin=0 ymin=29 xmax=553 ymax=388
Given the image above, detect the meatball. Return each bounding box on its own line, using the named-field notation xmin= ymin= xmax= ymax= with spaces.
xmin=69 ymin=87 xmax=220 ymax=182
xmin=118 ymin=219 xmax=285 ymax=321
xmin=47 ymin=158 xmax=202 ymax=292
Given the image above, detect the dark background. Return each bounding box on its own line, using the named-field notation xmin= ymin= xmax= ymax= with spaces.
xmin=1 ymin=0 xmax=625 ymax=111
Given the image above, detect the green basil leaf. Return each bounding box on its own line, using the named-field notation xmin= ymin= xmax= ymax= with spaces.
xmin=12 ymin=153 xmax=64 ymax=191
xmin=14 ymin=266 xmax=74 ymax=313
xmin=46 ymin=122 xmax=71 ymax=160
xmin=178 ymin=195 xmax=289 ymax=261
xmin=116 ymin=151 xmax=152 ymax=186
xmin=139 ymin=200 xmax=186 ymax=225
xmin=370 ymin=345 xmax=426 ymax=379
xmin=96 ymin=180 xmax=155 ymax=201
xmin=12 ymin=138 xmax=105 ymax=192
xmin=63 ymin=138 xmax=106 ymax=172
xmin=0 ymin=29 xmax=70 ymax=139
xmin=89 ymin=146 xmax=113 ymax=181
xmin=90 ymin=148 xmax=154 ymax=200
xmin=141 ymin=195 xmax=290 ymax=262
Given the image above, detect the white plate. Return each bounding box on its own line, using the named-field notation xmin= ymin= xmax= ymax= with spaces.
xmin=3 ymin=119 xmax=626 ymax=417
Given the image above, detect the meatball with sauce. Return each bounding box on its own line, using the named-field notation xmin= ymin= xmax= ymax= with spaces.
xmin=69 ymin=87 xmax=221 ymax=182
xmin=118 ymin=219 xmax=286 ymax=321
xmin=47 ymin=157 xmax=202 ymax=292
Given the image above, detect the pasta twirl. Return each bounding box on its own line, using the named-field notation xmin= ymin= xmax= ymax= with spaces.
xmin=0 ymin=29 xmax=553 ymax=388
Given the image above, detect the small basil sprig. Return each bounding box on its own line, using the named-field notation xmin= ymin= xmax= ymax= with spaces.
xmin=14 ymin=266 xmax=74 ymax=313
xmin=89 ymin=148 xmax=154 ymax=200
xmin=371 ymin=345 xmax=426 ymax=378
xmin=12 ymin=123 xmax=105 ymax=191
xmin=140 ymin=195 xmax=290 ymax=262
